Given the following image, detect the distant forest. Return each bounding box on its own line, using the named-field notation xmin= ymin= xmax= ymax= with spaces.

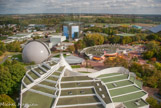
xmin=0 ymin=14 xmax=161 ymax=25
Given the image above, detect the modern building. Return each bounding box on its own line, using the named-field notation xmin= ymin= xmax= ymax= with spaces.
xmin=52 ymin=55 xmax=85 ymax=65
xmin=149 ymin=24 xmax=161 ymax=33
xmin=132 ymin=25 xmax=142 ymax=29
xmin=63 ymin=22 xmax=81 ymax=40
xmin=22 ymin=40 xmax=51 ymax=64
xmin=49 ymin=35 xmax=66 ymax=46
xmin=81 ymin=44 xmax=128 ymax=61
xmin=20 ymin=54 xmax=149 ymax=108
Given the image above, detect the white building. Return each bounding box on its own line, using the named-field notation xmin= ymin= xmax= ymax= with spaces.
xmin=49 ymin=35 xmax=66 ymax=46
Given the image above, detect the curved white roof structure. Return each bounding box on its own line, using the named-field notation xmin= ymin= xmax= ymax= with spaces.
xmin=20 ymin=54 xmax=149 ymax=108
xmin=22 ymin=40 xmax=51 ymax=64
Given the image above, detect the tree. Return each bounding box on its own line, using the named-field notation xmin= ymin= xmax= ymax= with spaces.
xmin=74 ymin=40 xmax=86 ymax=51
xmin=121 ymin=37 xmax=132 ymax=44
xmin=104 ymin=57 xmax=128 ymax=68
xmin=129 ymin=62 xmax=143 ymax=77
xmin=146 ymin=97 xmax=161 ymax=108
xmin=147 ymin=34 xmax=159 ymax=41
xmin=0 ymin=94 xmax=16 ymax=108
xmin=146 ymin=41 xmax=159 ymax=53
xmin=83 ymin=33 xmax=104 ymax=47
xmin=0 ymin=41 xmax=6 ymax=52
xmin=143 ymin=51 xmax=154 ymax=59
xmin=0 ymin=66 xmax=12 ymax=94
xmin=0 ymin=51 xmax=3 ymax=56
xmin=67 ymin=45 xmax=75 ymax=53
xmin=0 ymin=61 xmax=26 ymax=94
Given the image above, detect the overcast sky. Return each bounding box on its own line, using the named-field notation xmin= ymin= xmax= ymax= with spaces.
xmin=0 ymin=0 xmax=161 ymax=14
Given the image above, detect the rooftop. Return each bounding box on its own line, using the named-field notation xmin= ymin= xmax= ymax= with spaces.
xmin=20 ymin=54 xmax=149 ymax=108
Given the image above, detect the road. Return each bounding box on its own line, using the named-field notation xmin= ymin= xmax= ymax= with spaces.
xmin=0 ymin=52 xmax=21 ymax=64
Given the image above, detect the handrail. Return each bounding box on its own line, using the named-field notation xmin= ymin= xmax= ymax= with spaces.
xmin=51 ymin=65 xmax=66 ymax=108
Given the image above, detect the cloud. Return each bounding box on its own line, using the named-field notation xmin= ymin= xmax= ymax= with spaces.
xmin=0 ymin=0 xmax=161 ymax=14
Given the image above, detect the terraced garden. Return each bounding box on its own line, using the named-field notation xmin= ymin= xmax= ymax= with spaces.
xmin=112 ymin=91 xmax=146 ymax=102
xmin=31 ymin=86 xmax=56 ymax=94
xmin=106 ymin=80 xmax=133 ymax=89
xmin=22 ymin=91 xmax=54 ymax=108
xmin=62 ymin=76 xmax=92 ymax=81
xmin=109 ymin=85 xmax=141 ymax=97
xmin=61 ymin=88 xmax=95 ymax=96
xmin=101 ymin=75 xmax=128 ymax=83
xmin=57 ymin=96 xmax=100 ymax=105
xmin=61 ymin=82 xmax=93 ymax=88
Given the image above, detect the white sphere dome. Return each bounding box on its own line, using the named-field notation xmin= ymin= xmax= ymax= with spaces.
xmin=22 ymin=41 xmax=51 ymax=64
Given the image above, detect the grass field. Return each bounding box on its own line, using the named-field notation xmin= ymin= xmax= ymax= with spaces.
xmin=67 ymin=105 xmax=104 ymax=108
xmin=135 ymin=80 xmax=143 ymax=88
xmin=32 ymin=86 xmax=55 ymax=94
xmin=101 ymin=75 xmax=128 ymax=83
xmin=41 ymin=65 xmax=49 ymax=70
xmin=109 ymin=85 xmax=141 ymax=97
xmin=57 ymin=67 xmax=64 ymax=71
xmin=40 ymin=81 xmax=56 ymax=87
xmin=53 ymin=72 xmax=61 ymax=76
xmin=34 ymin=68 xmax=45 ymax=75
xmin=47 ymin=76 xmax=58 ymax=81
xmin=124 ymin=99 xmax=148 ymax=108
xmin=62 ymin=76 xmax=92 ymax=81
xmin=71 ymin=65 xmax=81 ymax=68
xmin=106 ymin=80 xmax=133 ymax=89
xmin=23 ymin=77 xmax=32 ymax=85
xmin=112 ymin=91 xmax=146 ymax=102
xmin=22 ymin=91 xmax=54 ymax=108
xmin=28 ymin=71 xmax=39 ymax=80
xmin=61 ymin=88 xmax=95 ymax=96
xmin=97 ymin=73 xmax=121 ymax=78
xmin=57 ymin=96 xmax=100 ymax=105
xmin=61 ymin=82 xmax=93 ymax=88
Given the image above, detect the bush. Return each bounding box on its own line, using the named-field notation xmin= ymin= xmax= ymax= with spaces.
xmin=0 ymin=51 xmax=3 ymax=56
xmin=0 ymin=94 xmax=16 ymax=108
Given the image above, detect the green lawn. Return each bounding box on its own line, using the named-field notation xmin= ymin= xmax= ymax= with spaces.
xmin=61 ymin=82 xmax=93 ymax=88
xmin=69 ymin=105 xmax=104 ymax=108
xmin=57 ymin=96 xmax=100 ymax=105
xmin=112 ymin=91 xmax=146 ymax=102
xmin=57 ymin=67 xmax=64 ymax=71
xmin=42 ymin=65 xmax=49 ymax=70
xmin=40 ymin=81 xmax=56 ymax=87
xmin=97 ymin=73 xmax=122 ymax=78
xmin=47 ymin=76 xmax=58 ymax=81
xmin=124 ymin=99 xmax=148 ymax=108
xmin=23 ymin=77 xmax=32 ymax=85
xmin=28 ymin=71 xmax=39 ymax=80
xmin=106 ymin=80 xmax=133 ymax=89
xmin=61 ymin=88 xmax=95 ymax=96
xmin=71 ymin=65 xmax=81 ymax=68
xmin=79 ymin=71 xmax=91 ymax=73
xmin=101 ymin=75 xmax=128 ymax=83
xmin=109 ymin=85 xmax=141 ymax=97
xmin=135 ymin=80 xmax=143 ymax=88
xmin=22 ymin=91 xmax=54 ymax=108
xmin=62 ymin=76 xmax=92 ymax=81
xmin=32 ymin=86 xmax=55 ymax=94
xmin=34 ymin=68 xmax=45 ymax=75
xmin=53 ymin=72 xmax=61 ymax=76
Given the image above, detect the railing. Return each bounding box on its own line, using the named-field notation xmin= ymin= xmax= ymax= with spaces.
xmin=51 ymin=66 xmax=66 ymax=108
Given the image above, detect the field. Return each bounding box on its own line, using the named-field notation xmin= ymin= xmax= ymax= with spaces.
xmin=22 ymin=91 xmax=54 ymax=108
xmin=57 ymin=96 xmax=100 ymax=105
